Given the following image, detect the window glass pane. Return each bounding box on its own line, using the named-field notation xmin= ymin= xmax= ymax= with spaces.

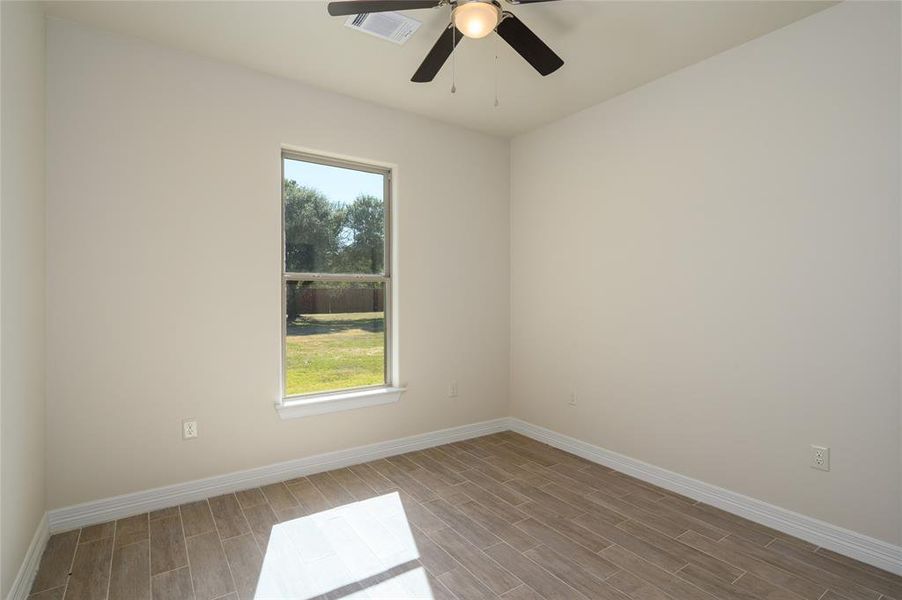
xmin=285 ymin=281 xmax=386 ymax=396
xmin=284 ymin=157 xmax=385 ymax=274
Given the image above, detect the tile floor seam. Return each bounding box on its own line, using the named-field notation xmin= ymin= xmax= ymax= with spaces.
xmin=176 ymin=504 xmax=199 ymax=600
xmin=420 ymin=521 xmax=524 ymax=596
xmin=146 ymin=514 xmax=152 ymax=600
xmin=106 ymin=519 xmax=120 ymax=600
xmin=60 ymin=526 xmax=84 ymax=600
xmin=207 ymin=496 xmax=240 ymax=600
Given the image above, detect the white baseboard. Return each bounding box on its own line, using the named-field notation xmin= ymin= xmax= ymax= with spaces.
xmin=47 ymin=417 xmax=509 ymax=533
xmin=508 ymin=417 xmax=902 ymax=577
xmin=42 ymin=415 xmax=902 ymax=579
xmin=5 ymin=513 xmax=49 ymax=600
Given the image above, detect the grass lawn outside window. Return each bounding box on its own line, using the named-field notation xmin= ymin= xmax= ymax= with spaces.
xmin=284 ymin=311 xmax=385 ymax=396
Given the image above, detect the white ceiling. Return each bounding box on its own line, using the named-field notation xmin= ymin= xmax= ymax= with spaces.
xmin=44 ymin=0 xmax=835 ymax=137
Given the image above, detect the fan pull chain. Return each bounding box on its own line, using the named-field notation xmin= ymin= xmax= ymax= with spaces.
xmin=450 ymin=25 xmax=457 ymax=94
xmin=493 ymin=34 xmax=500 ymax=107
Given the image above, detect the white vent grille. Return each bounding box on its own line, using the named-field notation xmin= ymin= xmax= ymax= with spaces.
xmin=344 ymin=12 xmax=422 ymax=45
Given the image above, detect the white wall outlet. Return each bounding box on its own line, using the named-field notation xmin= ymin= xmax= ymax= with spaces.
xmin=568 ymin=393 xmax=577 ymax=407
xmin=448 ymin=382 xmax=458 ymax=398
xmin=810 ymin=445 xmax=829 ymax=471
xmin=182 ymin=419 xmax=198 ymax=440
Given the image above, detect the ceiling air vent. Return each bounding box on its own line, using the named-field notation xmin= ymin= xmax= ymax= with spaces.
xmin=344 ymin=12 xmax=422 ymax=45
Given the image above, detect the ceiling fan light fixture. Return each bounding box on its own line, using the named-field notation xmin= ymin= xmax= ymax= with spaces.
xmin=452 ymin=1 xmax=501 ymax=39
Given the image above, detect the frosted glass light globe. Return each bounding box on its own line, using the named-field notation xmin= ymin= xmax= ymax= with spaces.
xmin=453 ymin=1 xmax=501 ymax=39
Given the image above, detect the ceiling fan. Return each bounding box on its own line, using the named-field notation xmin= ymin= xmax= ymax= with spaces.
xmin=327 ymin=0 xmax=564 ymax=83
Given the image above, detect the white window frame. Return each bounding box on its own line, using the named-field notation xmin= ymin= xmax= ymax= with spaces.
xmin=277 ymin=149 xmax=403 ymax=419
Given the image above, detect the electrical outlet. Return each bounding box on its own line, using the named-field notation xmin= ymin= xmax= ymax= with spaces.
xmin=183 ymin=419 xmax=198 ymax=440
xmin=810 ymin=445 xmax=829 ymax=471
xmin=568 ymin=393 xmax=577 ymax=407
xmin=448 ymin=382 xmax=458 ymax=398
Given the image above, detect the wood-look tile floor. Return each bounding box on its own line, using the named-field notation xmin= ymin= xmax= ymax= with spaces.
xmin=29 ymin=432 xmax=902 ymax=600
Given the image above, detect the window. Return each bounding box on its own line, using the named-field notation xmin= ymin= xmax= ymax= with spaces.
xmin=279 ymin=151 xmax=400 ymax=418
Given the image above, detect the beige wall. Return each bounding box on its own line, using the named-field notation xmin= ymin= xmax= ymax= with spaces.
xmin=45 ymin=19 xmax=510 ymax=509
xmin=510 ymin=1 xmax=901 ymax=544
xmin=38 ymin=0 xmax=902 ymax=551
xmin=1 ymin=1 xmax=47 ymax=595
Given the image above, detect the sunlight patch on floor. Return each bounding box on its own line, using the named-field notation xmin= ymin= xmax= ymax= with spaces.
xmin=255 ymin=492 xmax=435 ymax=599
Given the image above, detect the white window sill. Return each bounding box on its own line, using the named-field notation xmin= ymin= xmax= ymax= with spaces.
xmin=276 ymin=386 xmax=405 ymax=420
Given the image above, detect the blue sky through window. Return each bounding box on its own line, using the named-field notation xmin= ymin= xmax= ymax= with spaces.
xmin=284 ymin=158 xmax=383 ymax=206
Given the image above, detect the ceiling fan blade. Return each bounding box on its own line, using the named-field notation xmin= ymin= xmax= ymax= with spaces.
xmin=495 ymin=13 xmax=563 ymax=76
xmin=327 ymin=0 xmax=441 ymax=17
xmin=411 ymin=24 xmax=462 ymax=83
